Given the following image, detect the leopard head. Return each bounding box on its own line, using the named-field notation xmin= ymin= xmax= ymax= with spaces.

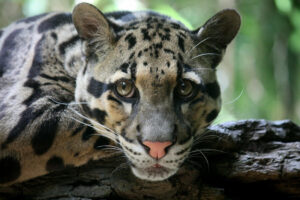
xmin=72 ymin=3 xmax=240 ymax=181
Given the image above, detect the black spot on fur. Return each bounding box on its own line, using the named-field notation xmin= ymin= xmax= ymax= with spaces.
xmin=2 ymin=106 xmax=46 ymax=149
xmin=0 ymin=157 xmax=21 ymax=184
xmin=164 ymin=28 xmax=170 ymax=32
xmin=51 ymin=32 xmax=57 ymax=40
xmin=120 ymin=63 xmax=129 ymax=73
xmin=129 ymin=52 xmax=135 ymax=59
xmin=130 ymin=62 xmax=137 ymax=80
xmin=161 ymin=32 xmax=171 ymax=41
xmin=28 ymin=35 xmax=45 ymax=78
xmin=143 ymin=62 xmax=148 ymax=66
xmin=31 ymin=105 xmax=65 ymax=155
xmin=82 ymin=126 xmax=95 ymax=141
xmin=93 ymin=108 xmax=107 ymax=124
xmin=17 ymin=13 xmax=47 ymax=24
xmin=22 ymin=79 xmax=42 ymax=106
xmin=155 ymin=50 xmax=159 ymax=58
xmin=71 ymin=125 xmax=85 ymax=136
xmin=171 ymin=23 xmax=180 ymax=29
xmin=155 ymin=42 xmax=163 ymax=49
xmin=46 ymin=156 xmax=65 ymax=172
xmin=38 ymin=13 xmax=72 ymax=33
xmin=94 ymin=136 xmax=111 ymax=150
xmin=176 ymin=62 xmax=183 ymax=81
xmin=59 ymin=35 xmax=80 ymax=55
xmin=177 ymin=35 xmax=185 ymax=52
xmin=82 ymin=104 xmax=93 ymax=116
xmin=179 ymin=32 xmax=187 ymax=38
xmin=87 ymin=78 xmax=113 ymax=98
xmin=141 ymin=28 xmax=151 ymax=41
xmin=0 ymin=28 xmax=22 ymax=77
xmin=40 ymin=73 xmax=71 ymax=83
xmin=205 ymin=82 xmax=220 ymax=99
xmin=166 ymin=61 xmax=170 ymax=68
xmin=125 ymin=33 xmax=136 ymax=49
xmin=138 ymin=51 xmax=142 ymax=57
xmin=164 ymin=48 xmax=174 ymax=55
xmin=206 ymin=109 xmax=219 ymax=123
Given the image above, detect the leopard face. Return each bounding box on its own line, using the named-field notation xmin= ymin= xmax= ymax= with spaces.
xmin=73 ymin=3 xmax=240 ymax=181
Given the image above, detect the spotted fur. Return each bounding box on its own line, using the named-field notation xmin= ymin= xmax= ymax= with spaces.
xmin=0 ymin=3 xmax=240 ymax=185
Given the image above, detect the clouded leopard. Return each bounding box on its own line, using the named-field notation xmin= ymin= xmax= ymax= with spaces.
xmin=0 ymin=3 xmax=240 ymax=185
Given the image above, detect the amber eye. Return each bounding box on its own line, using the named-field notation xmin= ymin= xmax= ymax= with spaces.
xmin=176 ymin=79 xmax=194 ymax=98
xmin=115 ymin=79 xmax=135 ymax=97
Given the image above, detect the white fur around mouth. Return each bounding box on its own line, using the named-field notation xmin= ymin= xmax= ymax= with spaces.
xmin=131 ymin=164 xmax=178 ymax=181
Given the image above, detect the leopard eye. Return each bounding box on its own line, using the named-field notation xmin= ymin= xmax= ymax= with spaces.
xmin=115 ymin=79 xmax=135 ymax=98
xmin=176 ymin=79 xmax=194 ymax=98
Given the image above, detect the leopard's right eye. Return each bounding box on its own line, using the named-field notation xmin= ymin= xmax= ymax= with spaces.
xmin=115 ymin=79 xmax=135 ymax=98
xmin=175 ymin=79 xmax=194 ymax=98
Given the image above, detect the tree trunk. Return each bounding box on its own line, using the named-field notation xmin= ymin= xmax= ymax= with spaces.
xmin=0 ymin=119 xmax=299 ymax=200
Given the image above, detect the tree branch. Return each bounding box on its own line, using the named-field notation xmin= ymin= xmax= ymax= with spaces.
xmin=0 ymin=120 xmax=299 ymax=200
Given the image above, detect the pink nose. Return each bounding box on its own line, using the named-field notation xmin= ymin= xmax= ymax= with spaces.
xmin=143 ymin=141 xmax=172 ymax=159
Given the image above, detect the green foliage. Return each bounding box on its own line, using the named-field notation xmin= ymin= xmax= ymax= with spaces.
xmin=0 ymin=0 xmax=299 ymax=123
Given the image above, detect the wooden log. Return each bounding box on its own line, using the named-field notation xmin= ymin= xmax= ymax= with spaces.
xmin=0 ymin=120 xmax=299 ymax=200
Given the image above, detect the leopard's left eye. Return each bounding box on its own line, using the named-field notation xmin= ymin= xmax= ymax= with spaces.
xmin=115 ymin=79 xmax=135 ymax=98
xmin=175 ymin=79 xmax=194 ymax=98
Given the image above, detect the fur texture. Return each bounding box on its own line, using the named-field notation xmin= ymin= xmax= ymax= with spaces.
xmin=0 ymin=3 xmax=240 ymax=185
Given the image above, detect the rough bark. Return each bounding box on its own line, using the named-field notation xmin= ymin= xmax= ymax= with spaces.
xmin=0 ymin=119 xmax=299 ymax=200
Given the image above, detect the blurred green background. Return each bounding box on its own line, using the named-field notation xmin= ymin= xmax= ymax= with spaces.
xmin=0 ymin=0 xmax=299 ymax=124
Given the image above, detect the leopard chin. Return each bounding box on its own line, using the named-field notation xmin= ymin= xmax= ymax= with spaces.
xmin=131 ymin=165 xmax=178 ymax=181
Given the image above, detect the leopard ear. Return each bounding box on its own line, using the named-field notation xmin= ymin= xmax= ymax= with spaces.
xmin=72 ymin=3 xmax=113 ymax=42
xmin=197 ymin=9 xmax=241 ymax=49
xmin=193 ymin=9 xmax=241 ymax=67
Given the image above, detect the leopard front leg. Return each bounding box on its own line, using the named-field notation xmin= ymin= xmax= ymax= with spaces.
xmin=0 ymin=97 xmax=116 ymax=186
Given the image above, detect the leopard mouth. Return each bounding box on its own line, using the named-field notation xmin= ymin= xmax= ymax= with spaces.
xmin=131 ymin=164 xmax=178 ymax=181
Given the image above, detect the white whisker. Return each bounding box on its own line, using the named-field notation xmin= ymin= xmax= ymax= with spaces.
xmin=68 ymin=116 xmax=116 ymax=142
xmin=192 ymin=68 xmax=215 ymax=71
xmin=224 ymin=88 xmax=244 ymax=105
xmin=48 ymin=97 xmax=119 ymax=143
xmin=189 ymin=150 xmax=209 ymax=169
xmin=95 ymin=145 xmax=123 ymax=152
xmin=68 ymin=106 xmax=115 ymax=133
xmin=190 ymin=149 xmax=225 ymax=154
xmin=191 ymin=53 xmax=220 ymax=60
xmin=47 ymin=97 xmax=88 ymax=106
xmin=187 ymin=37 xmax=212 ymax=55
